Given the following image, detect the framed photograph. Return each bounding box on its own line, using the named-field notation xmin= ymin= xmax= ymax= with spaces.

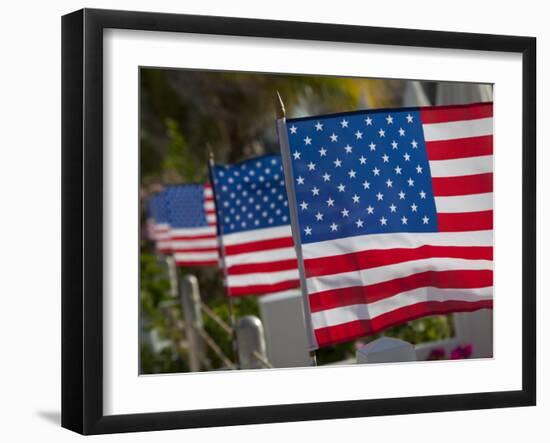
xmin=62 ymin=8 xmax=536 ymax=435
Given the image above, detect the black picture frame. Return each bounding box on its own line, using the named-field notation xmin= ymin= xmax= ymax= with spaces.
xmin=61 ymin=8 xmax=536 ymax=435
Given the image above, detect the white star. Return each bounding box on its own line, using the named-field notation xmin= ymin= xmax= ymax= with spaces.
xmin=289 ymin=125 xmax=297 ymax=134
xmin=318 ymin=147 xmax=327 ymax=157
xmin=376 ymin=192 xmax=384 ymax=201
xmin=398 ymin=190 xmax=406 ymax=200
xmin=419 ymin=190 xmax=427 ymax=199
xmin=380 ymin=217 xmax=388 ymax=226
xmin=337 ymin=183 xmax=346 ymax=192
xmin=366 ymin=205 xmax=375 ymax=214
xmin=293 ymin=151 xmax=301 ymax=160
xmin=344 ymin=144 xmax=353 ymax=154
xmin=311 ymin=187 xmax=320 ymax=196
xmin=391 ymin=140 xmax=398 ymax=150
xmin=401 ymin=216 xmax=408 ymax=225
xmin=407 ymin=178 xmax=415 ymax=187
xmin=372 ymin=167 xmax=380 ymax=176
xmin=333 ymin=158 xmax=342 ymax=168
xmin=406 ymin=113 xmax=414 ymax=123
xmin=386 ymin=114 xmax=394 ymax=124
xmin=403 ymin=152 xmax=411 ymax=161
xmin=356 ymin=219 xmax=364 ymax=228
xmin=315 ymin=121 xmax=324 ymax=131
xmin=330 ymin=133 xmax=338 ymax=142
xmin=304 ymin=226 xmax=312 ymax=235
xmin=359 ymin=156 xmax=367 ymax=165
xmin=411 ymin=139 xmax=418 ymax=149
xmin=382 ymin=154 xmax=390 ymax=163
xmin=416 ymin=165 xmax=423 ymax=174
xmin=322 ymin=172 xmax=331 ymax=182
xmin=355 ymin=130 xmax=363 ymax=139
xmin=394 ymin=165 xmax=402 ymax=175
xmin=341 ymin=208 xmax=350 ymax=217
xmin=389 ymin=203 xmax=397 ymax=213
xmin=348 ymin=169 xmax=357 ymax=178
xmin=378 ymin=128 xmax=386 ymax=137
xmin=352 ymin=194 xmax=360 ymax=203
xmin=307 ymin=162 xmax=316 ymax=171
xmin=296 ymin=176 xmax=305 ymax=185
xmin=386 ymin=179 xmax=393 ymax=188
xmin=422 ymin=216 xmax=430 ymax=224
xmin=315 ymin=212 xmax=324 ymax=221
xmin=362 ymin=180 xmax=371 ymax=190
xmin=304 ymin=136 xmax=312 ymax=145
xmin=398 ymin=127 xmax=405 ymax=136
xmin=365 ymin=116 xmax=373 ymax=125
xmin=326 ymin=197 xmax=335 ymax=207
xmin=300 ymin=201 xmax=309 ymax=210
xmin=369 ymin=142 xmax=376 ymax=151
xmin=330 ymin=222 xmax=339 ymax=232
xmin=411 ymin=203 xmax=418 ymax=212
xmin=341 ymin=119 xmax=349 ymax=128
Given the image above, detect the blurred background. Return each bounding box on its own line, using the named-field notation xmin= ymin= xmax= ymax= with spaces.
xmin=139 ymin=68 xmax=493 ymax=374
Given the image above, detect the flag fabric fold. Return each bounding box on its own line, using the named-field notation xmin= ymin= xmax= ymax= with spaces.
xmin=278 ymin=102 xmax=493 ymax=349
xmin=164 ymin=183 xmax=219 ymax=267
xmin=210 ymin=155 xmax=300 ymax=297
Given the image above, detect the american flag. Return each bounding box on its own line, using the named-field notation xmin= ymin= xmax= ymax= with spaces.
xmin=210 ymin=155 xmax=300 ymax=296
xmin=164 ymin=183 xmax=219 ymax=267
xmin=279 ymin=102 xmax=493 ymax=349
xmin=146 ymin=190 xmax=172 ymax=254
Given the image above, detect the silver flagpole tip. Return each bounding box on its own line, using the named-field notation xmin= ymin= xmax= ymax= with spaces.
xmin=276 ymin=90 xmax=286 ymax=119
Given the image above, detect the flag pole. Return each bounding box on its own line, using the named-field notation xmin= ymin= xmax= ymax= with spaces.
xmin=275 ymin=91 xmax=318 ymax=366
xmin=208 ymin=151 xmax=241 ymax=369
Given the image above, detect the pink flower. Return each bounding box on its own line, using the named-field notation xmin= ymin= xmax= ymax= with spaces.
xmin=450 ymin=344 xmax=473 ymax=359
xmin=427 ymin=347 xmax=446 ymax=360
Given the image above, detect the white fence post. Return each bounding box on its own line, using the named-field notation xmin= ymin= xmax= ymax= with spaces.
xmin=179 ymin=275 xmax=205 ymax=372
xmin=357 ymin=337 xmax=417 ymax=364
xmin=235 ymin=316 xmax=269 ymax=369
xmin=165 ymin=256 xmax=178 ymax=298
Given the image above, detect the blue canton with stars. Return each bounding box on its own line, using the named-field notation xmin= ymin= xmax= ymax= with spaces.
xmin=211 ymin=155 xmax=290 ymax=235
xmin=285 ymin=109 xmax=438 ymax=244
xmin=148 ymin=190 xmax=171 ymax=224
xmin=164 ymin=184 xmax=209 ymax=228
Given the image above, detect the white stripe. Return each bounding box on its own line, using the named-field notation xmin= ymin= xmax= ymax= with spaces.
xmin=206 ymin=214 xmax=217 ymax=223
xmin=170 ymin=226 xmax=217 ymax=237
xmin=204 ymin=201 xmax=215 ymax=211
xmin=157 ymin=240 xmax=172 ymax=250
xmin=435 ymin=193 xmax=493 ymax=213
xmin=171 ymin=238 xmax=218 ymax=249
xmin=311 ymin=286 xmax=493 ymax=329
xmin=307 ymin=257 xmax=493 ymax=294
xmin=222 ymin=225 xmax=292 ymax=246
xmin=429 ymin=155 xmax=493 ymax=177
xmin=227 ymin=268 xmax=299 ymax=288
xmin=204 ymin=187 xmax=213 ymax=198
xmin=422 ymin=117 xmax=493 ymax=141
xmin=302 ymin=230 xmax=493 ymax=260
xmin=224 ymin=246 xmax=296 ymax=268
xmin=153 ymin=223 xmax=170 ymax=232
xmin=173 ymin=251 xmax=219 ymax=262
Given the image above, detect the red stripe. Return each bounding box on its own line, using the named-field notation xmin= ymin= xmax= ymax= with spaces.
xmin=309 ymin=270 xmax=493 ymax=312
xmin=206 ymin=209 xmax=216 ymax=214
xmin=304 ymin=245 xmax=492 ymax=278
xmin=228 ymin=258 xmax=298 ymax=275
xmin=432 ymin=173 xmax=493 ymax=196
xmin=175 ymin=260 xmax=218 ymax=267
xmin=420 ymin=102 xmax=493 ymax=124
xmin=426 ymin=135 xmax=493 ymax=160
xmin=438 ymin=210 xmax=493 ymax=232
xmin=314 ymin=299 xmax=493 ymax=347
xmin=171 ymin=233 xmax=217 ymax=241
xmin=157 ymin=247 xmax=172 ymax=254
xmin=172 ymin=246 xmax=218 ymax=253
xmin=228 ymin=279 xmax=300 ymax=297
xmin=224 ymin=236 xmax=294 ymax=256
